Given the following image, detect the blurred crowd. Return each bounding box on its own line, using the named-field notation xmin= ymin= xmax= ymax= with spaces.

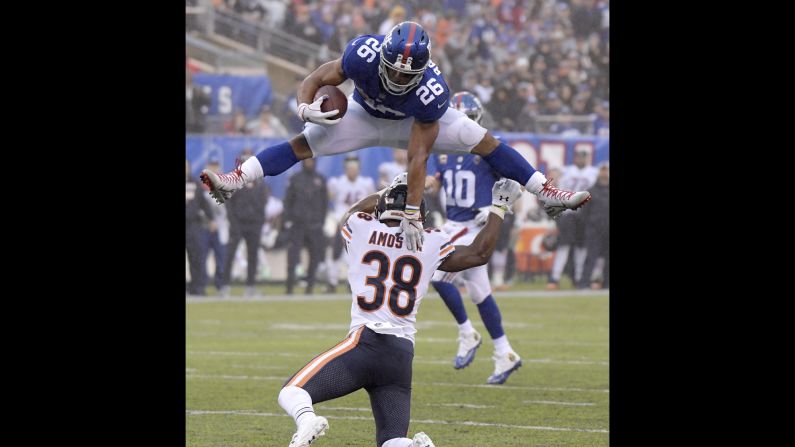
xmin=202 ymin=0 xmax=609 ymax=135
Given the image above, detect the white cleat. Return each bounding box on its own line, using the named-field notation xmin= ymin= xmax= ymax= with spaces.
xmin=454 ymin=330 xmax=482 ymax=369
xmin=412 ymin=431 xmax=435 ymax=447
xmin=536 ymin=179 xmax=591 ymax=219
xmin=200 ymin=162 xmax=246 ymax=204
xmin=487 ymin=351 xmax=522 ymax=385
xmin=288 ymin=415 xmax=329 ymax=447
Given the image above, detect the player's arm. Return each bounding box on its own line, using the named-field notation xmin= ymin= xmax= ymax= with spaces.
xmin=339 ymin=191 xmax=381 ymax=227
xmin=405 ymin=120 xmax=440 ymax=209
xmin=296 ymin=58 xmax=346 ymax=106
xmin=438 ymin=212 xmax=503 ymax=272
xmin=296 ymin=58 xmax=347 ymax=125
xmin=439 ymin=179 xmax=522 ymax=272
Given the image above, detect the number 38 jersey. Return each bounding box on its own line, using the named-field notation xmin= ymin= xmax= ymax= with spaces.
xmin=341 ymin=212 xmax=456 ymax=343
xmin=341 ymin=34 xmax=450 ymax=123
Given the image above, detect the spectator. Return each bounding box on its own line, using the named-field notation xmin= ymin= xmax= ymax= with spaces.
xmin=186 ymin=69 xmax=211 ymax=134
xmin=246 ymin=104 xmax=289 ymax=138
xmin=580 ymin=161 xmax=609 ymax=289
xmin=284 ymin=158 xmax=328 ymax=295
xmin=186 ymin=159 xmax=215 ymax=295
xmin=222 ymin=151 xmax=269 ymax=297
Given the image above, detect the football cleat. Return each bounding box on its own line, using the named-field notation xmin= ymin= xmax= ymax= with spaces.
xmin=454 ymin=330 xmax=482 ymax=369
xmin=487 ymin=351 xmax=522 ymax=385
xmin=200 ymin=159 xmax=246 ymax=204
xmin=412 ymin=432 xmax=435 ymax=447
xmin=288 ymin=415 xmax=329 ymax=447
xmin=536 ymin=179 xmax=591 ymax=219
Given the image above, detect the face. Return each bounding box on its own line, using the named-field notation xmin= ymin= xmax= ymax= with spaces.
xmin=385 ymin=65 xmax=415 ymax=87
xmin=392 ymin=149 xmax=408 ymax=165
xmin=574 ymin=151 xmax=589 ymax=168
xmin=598 ymin=166 xmax=609 ymax=184
xmin=345 ymin=161 xmax=360 ymax=179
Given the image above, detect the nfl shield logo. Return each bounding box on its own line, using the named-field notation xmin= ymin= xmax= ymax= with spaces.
xmin=439 ymin=154 xmax=448 ymax=164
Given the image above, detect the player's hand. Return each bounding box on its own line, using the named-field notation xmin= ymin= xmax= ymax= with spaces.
xmin=297 ymin=95 xmax=341 ymax=125
xmin=474 ymin=206 xmax=490 ymax=226
xmin=399 ymin=214 xmax=424 ymax=252
xmin=490 ymin=179 xmax=522 ymax=219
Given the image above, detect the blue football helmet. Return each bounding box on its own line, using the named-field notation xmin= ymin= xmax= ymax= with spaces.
xmin=379 ymin=21 xmax=431 ymax=96
xmin=450 ymin=91 xmax=484 ymax=124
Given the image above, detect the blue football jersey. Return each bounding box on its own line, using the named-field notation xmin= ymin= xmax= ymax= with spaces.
xmin=341 ymin=35 xmax=450 ymax=123
xmin=434 ymin=153 xmax=500 ymax=222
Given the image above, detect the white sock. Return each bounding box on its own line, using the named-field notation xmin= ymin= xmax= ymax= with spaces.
xmin=493 ymin=335 xmax=512 ymax=356
xmin=525 ymin=171 xmax=548 ymax=194
xmin=458 ymin=319 xmax=475 ymax=334
xmin=278 ymin=386 xmax=315 ymax=428
xmin=550 ymin=245 xmax=571 ymax=282
xmin=382 ymin=438 xmax=413 ymax=447
xmin=241 ymin=156 xmax=264 ymax=182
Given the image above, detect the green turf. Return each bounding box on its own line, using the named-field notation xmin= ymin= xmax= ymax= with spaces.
xmin=187 ymin=293 xmax=609 ymax=446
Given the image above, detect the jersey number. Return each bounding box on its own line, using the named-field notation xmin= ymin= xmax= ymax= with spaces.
xmin=356 ymin=38 xmax=382 ymax=63
xmin=416 ymin=78 xmax=444 ymax=105
xmin=442 ymin=169 xmax=476 ymax=208
xmin=358 ymin=251 xmax=422 ymax=316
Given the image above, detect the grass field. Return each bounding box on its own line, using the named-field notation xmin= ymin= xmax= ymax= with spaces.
xmin=186 ymin=291 xmax=609 ymax=446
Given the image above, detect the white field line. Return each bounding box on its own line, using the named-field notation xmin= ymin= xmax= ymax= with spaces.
xmin=185 ymin=410 xmax=608 ymax=433
xmin=187 ymin=289 xmax=609 ymax=303
xmin=185 ymin=373 xmax=608 ymax=393
xmin=523 ymin=400 xmax=596 ymax=406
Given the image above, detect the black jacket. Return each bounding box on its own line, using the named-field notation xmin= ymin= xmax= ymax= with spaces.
xmin=186 ymin=176 xmax=214 ymax=226
xmin=227 ymin=180 xmax=269 ymax=227
xmin=284 ymin=169 xmax=328 ymax=225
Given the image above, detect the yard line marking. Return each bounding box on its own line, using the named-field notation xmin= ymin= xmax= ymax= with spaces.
xmin=185 ymin=410 xmax=608 ymax=433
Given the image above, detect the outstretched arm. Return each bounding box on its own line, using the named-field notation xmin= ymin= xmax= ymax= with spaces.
xmin=439 ymin=179 xmax=522 ymax=272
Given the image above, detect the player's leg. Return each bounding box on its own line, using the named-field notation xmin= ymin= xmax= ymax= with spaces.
xmin=431 ymin=269 xmax=482 ymax=369
xmin=463 ymin=265 xmax=523 ymax=384
xmin=416 ymin=107 xmax=591 ymax=217
xmin=365 ymin=330 xmax=417 ymax=447
xmin=201 ymin=100 xmax=381 ymax=203
xmin=279 ymin=327 xmax=367 ymax=447
xmin=326 ymin=233 xmax=344 ymax=292
xmin=243 ymin=226 xmax=260 ymax=295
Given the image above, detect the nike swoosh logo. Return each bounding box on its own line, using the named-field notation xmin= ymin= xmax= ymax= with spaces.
xmin=437 ymin=102 xmax=447 ymax=109
xmin=351 ymin=38 xmax=362 ymax=46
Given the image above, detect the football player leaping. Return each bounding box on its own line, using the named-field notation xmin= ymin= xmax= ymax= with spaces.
xmin=278 ymin=178 xmax=523 ymax=447
xmin=201 ymin=21 xmax=590 ymax=254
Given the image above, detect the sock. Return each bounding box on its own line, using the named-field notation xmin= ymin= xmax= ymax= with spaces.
xmin=492 ymin=335 xmax=513 ymax=356
xmin=432 ymin=280 xmax=469 ymax=324
xmin=482 ymin=142 xmax=538 ymax=187
xmin=458 ymin=319 xmax=475 ymax=334
xmin=477 ymin=295 xmax=505 ymax=339
xmin=252 ymin=141 xmax=300 ymax=178
xmin=278 ymin=386 xmax=315 ymax=428
xmin=525 ymin=171 xmax=548 ymax=194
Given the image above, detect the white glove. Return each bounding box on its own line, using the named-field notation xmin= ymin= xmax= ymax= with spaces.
xmin=474 ymin=206 xmax=490 ymax=226
xmin=297 ymin=95 xmax=341 ymax=125
xmin=399 ymin=212 xmax=424 ymax=252
xmin=490 ymin=179 xmax=522 ymax=219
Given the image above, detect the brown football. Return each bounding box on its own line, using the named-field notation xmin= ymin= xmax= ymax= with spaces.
xmin=314 ymin=85 xmax=348 ymax=120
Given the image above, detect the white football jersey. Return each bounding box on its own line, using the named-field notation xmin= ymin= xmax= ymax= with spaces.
xmin=559 ymin=164 xmax=599 ymax=192
xmin=328 ymin=175 xmax=377 ymax=220
xmin=341 ymin=213 xmax=455 ymax=343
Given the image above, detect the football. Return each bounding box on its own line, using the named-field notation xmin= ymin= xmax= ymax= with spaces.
xmin=314 ymin=84 xmax=347 ymax=120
